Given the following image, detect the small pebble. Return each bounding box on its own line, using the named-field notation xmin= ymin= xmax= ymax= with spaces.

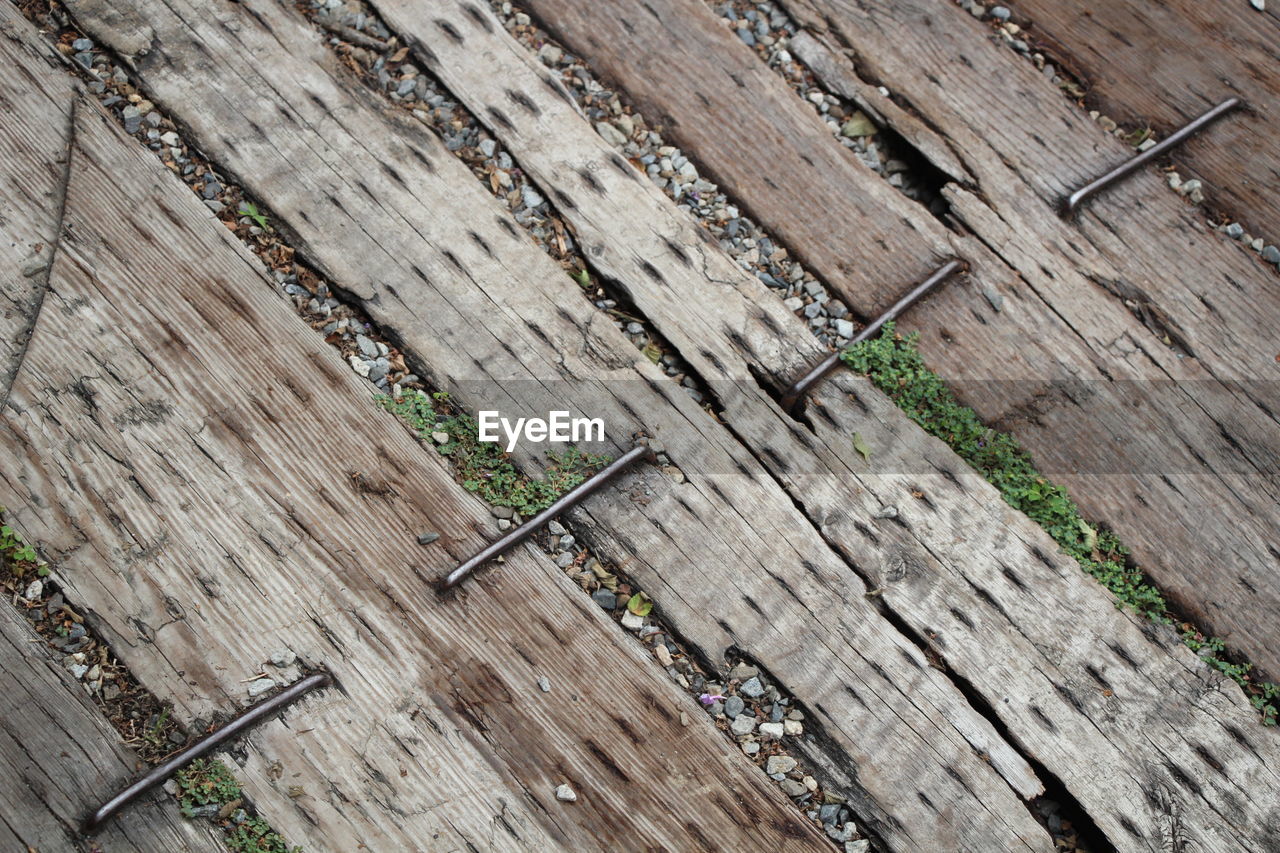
xmin=537 ymin=676 xmax=551 ymax=692
xmin=1261 ymin=245 xmax=1280 ymax=264
xmin=270 ymin=649 xmax=296 ymax=667
xmin=246 ymin=677 xmax=276 ymax=698
xmin=416 ymin=531 xmax=440 ymax=545
xmin=739 ymin=676 xmax=764 ymax=698
xmin=759 ymin=721 xmax=785 ymax=739
xmin=555 ymin=783 xmax=577 ymax=802
xmin=766 ymin=755 xmax=798 ymax=775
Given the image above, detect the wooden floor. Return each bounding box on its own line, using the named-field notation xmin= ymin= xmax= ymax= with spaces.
xmin=1 ymin=0 xmax=1278 ymax=850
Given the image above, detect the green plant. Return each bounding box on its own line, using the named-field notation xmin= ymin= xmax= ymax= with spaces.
xmin=238 ymin=201 xmax=270 ymax=230
xmin=225 ymin=816 xmax=301 ymax=853
xmin=175 ymin=758 xmax=241 ymax=817
xmin=842 ymin=324 xmax=1279 ymax=724
xmin=0 ymin=509 xmax=49 ymax=580
xmin=377 ymin=391 xmax=610 ymax=514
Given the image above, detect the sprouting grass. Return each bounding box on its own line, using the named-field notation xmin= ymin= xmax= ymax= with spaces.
xmin=378 ymin=390 xmax=610 ymax=515
xmin=842 ymin=324 xmax=1279 ymax=725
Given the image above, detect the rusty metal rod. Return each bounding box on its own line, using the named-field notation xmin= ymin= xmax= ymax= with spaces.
xmin=1061 ymin=97 xmax=1241 ymax=217
xmin=83 ymin=672 xmax=330 ymax=834
xmin=439 ymin=444 xmax=653 ymax=591
xmin=779 ymin=259 xmax=963 ymax=413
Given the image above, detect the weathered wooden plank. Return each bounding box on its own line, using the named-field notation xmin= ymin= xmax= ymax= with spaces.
xmin=522 ymin=0 xmax=1280 ymax=679
xmin=0 ymin=14 xmax=72 ymax=404
xmin=351 ymin=3 xmax=1280 ymax=850
xmin=781 ymin=0 xmax=1280 ymax=677
xmin=1000 ymin=0 xmax=1280 ymax=239
xmin=55 ymin=0 xmax=1061 ymax=847
xmin=0 ymin=11 xmax=830 ymax=850
xmin=0 ymin=603 xmax=226 ymax=853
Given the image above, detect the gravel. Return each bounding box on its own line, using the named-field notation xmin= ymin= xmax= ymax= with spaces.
xmin=554 ymin=783 xmax=577 ymax=802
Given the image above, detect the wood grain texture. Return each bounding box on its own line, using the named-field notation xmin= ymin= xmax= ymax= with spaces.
xmin=0 ymin=9 xmax=830 ymax=850
xmin=54 ymin=0 xmax=1063 ymax=847
xmin=523 ymin=0 xmax=1280 ymax=679
xmin=783 ymin=0 xmax=1280 ymax=680
xmin=1001 ymin=0 xmax=1280 ymax=238
xmin=0 ymin=604 xmax=226 ymax=853
xmin=358 ymin=3 xmax=1280 ymax=849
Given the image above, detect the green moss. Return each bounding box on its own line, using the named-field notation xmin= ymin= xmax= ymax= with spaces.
xmin=843 ymin=324 xmax=1278 ymax=726
xmin=377 ymin=390 xmax=610 ymax=514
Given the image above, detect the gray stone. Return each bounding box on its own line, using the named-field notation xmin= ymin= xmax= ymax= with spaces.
xmin=547 ymin=520 xmax=566 ymax=536
xmin=491 ymin=505 xmax=515 ymax=519
xmin=989 ymin=5 xmax=1010 ymax=19
xmin=537 ymin=676 xmax=551 ymax=693
xmin=779 ymin=778 xmax=808 ymax=797
xmin=188 ymin=803 xmax=221 ymax=819
xmin=591 ymin=589 xmax=616 ymax=610
xmin=741 ymin=740 xmax=760 ymax=755
xmin=833 ymin=318 xmax=855 ymax=339
xmin=595 ymin=121 xmax=628 ymax=148
xmin=72 ymin=37 xmax=95 ymax=51
xmin=270 ymin=648 xmax=296 ymax=667
xmin=827 ymin=822 xmax=857 ymax=843
xmin=356 ymin=334 xmax=378 ymax=358
xmin=766 ymin=755 xmax=797 ymax=775
xmin=521 ymin=186 xmax=545 ymax=209
xmin=69 ymin=664 xmax=89 ymax=679
xmin=1261 ymin=245 xmax=1280 ymax=264
xmin=555 ymin=552 xmax=576 ymax=569
xmin=724 ymin=695 xmax=745 ymax=718
xmin=845 ymin=841 xmax=871 ymax=853
xmin=819 ymin=803 xmax=841 ymax=824
xmin=246 ymin=677 xmax=276 ymax=698
xmin=417 ymin=532 xmax=440 ymax=545
xmin=1225 ymin=222 xmax=1245 ymax=240
xmin=759 ymin=721 xmax=785 ymax=739
xmin=729 ymin=714 xmax=757 ymax=736
xmin=620 ymin=609 xmax=644 ymax=630
xmin=739 ymin=676 xmax=764 ymax=697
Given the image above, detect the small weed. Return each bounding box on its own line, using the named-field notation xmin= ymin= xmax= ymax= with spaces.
xmin=843 ymin=324 xmax=1279 ymax=725
xmin=225 ymin=816 xmax=301 ymax=853
xmin=0 ymin=508 xmax=50 ymax=583
xmin=175 ymin=759 xmax=241 ymax=817
xmin=377 ymin=390 xmax=611 ymax=514
xmin=175 ymin=759 xmax=301 ymax=851
xmin=238 ymin=201 xmax=270 ymax=231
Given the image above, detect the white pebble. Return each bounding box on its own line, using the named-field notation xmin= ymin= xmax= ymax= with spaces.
xmin=554 ymin=783 xmax=577 ymax=802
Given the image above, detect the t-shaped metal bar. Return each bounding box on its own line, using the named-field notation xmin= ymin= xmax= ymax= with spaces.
xmin=438 ymin=444 xmax=654 ymax=592
xmin=84 ymin=672 xmax=330 ymax=833
xmin=780 ymin=260 xmax=963 ymax=413
xmin=1061 ymin=97 xmax=1241 ymax=217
